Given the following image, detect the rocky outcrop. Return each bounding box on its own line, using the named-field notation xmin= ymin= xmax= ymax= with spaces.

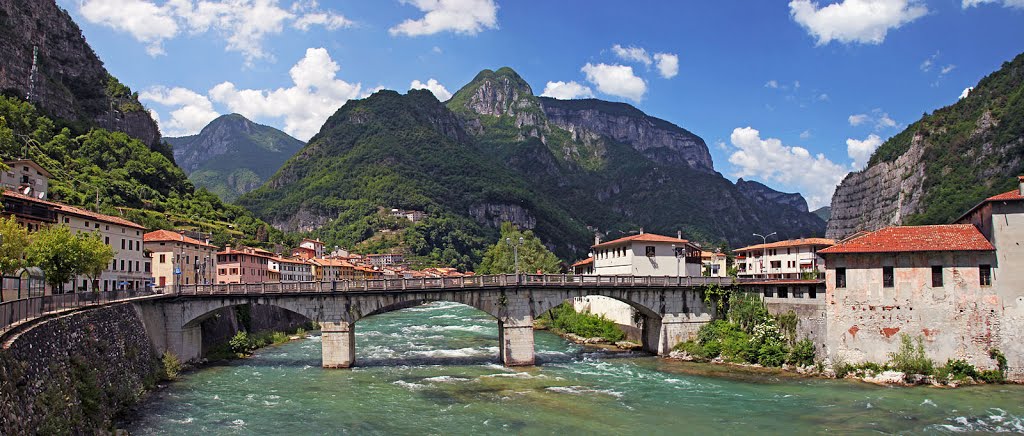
xmin=539 ymin=97 xmax=714 ymax=172
xmin=826 ymin=136 xmax=926 ymax=239
xmin=736 ymin=178 xmax=810 ymax=212
xmin=0 ymin=0 xmax=160 ymax=147
xmin=469 ymin=203 xmax=537 ymax=230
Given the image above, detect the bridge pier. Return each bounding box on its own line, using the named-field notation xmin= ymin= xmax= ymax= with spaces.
xmin=167 ymin=325 xmax=203 ymax=362
xmin=498 ymin=316 xmax=535 ymax=366
xmin=642 ymin=313 xmax=707 ymax=355
xmin=321 ymin=321 xmax=356 ymax=368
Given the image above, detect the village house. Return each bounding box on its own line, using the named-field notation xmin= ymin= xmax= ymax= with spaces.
xmin=367 ymin=253 xmax=405 ymax=268
xmin=570 ymin=257 xmax=594 ymax=275
xmin=819 ymin=176 xmax=1024 ymax=378
xmin=701 ymin=250 xmax=728 ymax=277
xmin=389 ymin=208 xmax=427 ymax=223
xmin=734 ymin=238 xmax=834 ymax=279
xmin=1 ymin=160 xmax=50 ymax=200
xmin=278 ymin=257 xmax=314 ymax=282
xmin=292 ymin=238 xmax=325 ymax=259
xmin=312 ymin=258 xmax=356 ymax=281
xmin=216 ymin=245 xmax=272 ymax=284
xmin=592 ymin=231 xmax=702 ymax=276
xmin=144 ymin=230 xmax=218 ymax=289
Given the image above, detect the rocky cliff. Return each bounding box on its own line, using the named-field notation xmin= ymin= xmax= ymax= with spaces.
xmin=0 ymin=0 xmax=161 ymax=149
xmin=167 ymin=114 xmax=305 ymax=202
xmin=826 ymin=52 xmax=1024 ymax=238
xmin=736 ymin=178 xmax=809 ymax=213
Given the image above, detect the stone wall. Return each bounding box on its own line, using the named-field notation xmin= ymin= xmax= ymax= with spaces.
xmin=199 ymin=304 xmax=311 ymax=354
xmin=0 ymin=303 xmax=163 ymax=433
xmin=572 ymin=296 xmax=642 ymax=341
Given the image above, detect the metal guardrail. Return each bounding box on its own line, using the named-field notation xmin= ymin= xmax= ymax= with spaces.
xmin=175 ymin=274 xmax=744 ymax=296
xmin=0 ymin=289 xmax=159 ymax=334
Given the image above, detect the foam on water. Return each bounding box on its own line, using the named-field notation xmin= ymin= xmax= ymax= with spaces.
xmin=546 ymin=386 xmax=624 ymax=399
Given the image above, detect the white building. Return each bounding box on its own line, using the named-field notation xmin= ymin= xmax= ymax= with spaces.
xmin=734 ymin=238 xmax=834 ymax=279
xmin=298 ymin=238 xmax=325 ymax=258
xmin=57 ymin=204 xmax=149 ymax=292
xmin=2 ymin=160 xmax=50 ymax=200
xmin=592 ymin=231 xmax=702 ymax=276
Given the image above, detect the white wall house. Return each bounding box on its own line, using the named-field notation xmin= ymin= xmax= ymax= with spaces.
xmin=57 ymin=205 xmax=149 ymax=292
xmin=592 ymin=231 xmax=702 ymax=276
xmin=735 ymin=238 xmax=834 ymax=279
xmin=2 ymin=160 xmax=50 ymax=200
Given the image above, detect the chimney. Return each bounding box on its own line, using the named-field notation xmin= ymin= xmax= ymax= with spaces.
xmin=1019 ymin=175 xmax=1023 ymax=196
xmin=594 ymin=234 xmax=601 ymax=245
xmin=639 ymin=227 xmax=644 ymax=235
xmin=677 ymin=230 xmax=682 ymax=239
xmin=225 ymin=244 xmax=231 ymax=252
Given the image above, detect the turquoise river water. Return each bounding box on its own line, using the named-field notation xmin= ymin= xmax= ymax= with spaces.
xmin=127 ymin=302 xmax=1024 ymax=434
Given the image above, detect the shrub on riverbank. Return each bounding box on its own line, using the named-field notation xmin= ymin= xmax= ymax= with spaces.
xmin=672 ymin=292 xmax=813 ymax=368
xmin=548 ymin=303 xmax=625 ymax=342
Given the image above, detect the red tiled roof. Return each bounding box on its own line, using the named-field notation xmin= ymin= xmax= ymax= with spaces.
xmin=2 ymin=189 xmax=146 ymax=229
xmin=818 ymin=224 xmax=994 ymax=254
xmin=593 ymin=232 xmax=688 ymax=249
xmin=735 ymin=237 xmax=835 ymax=253
xmin=144 ymin=230 xmax=218 ymax=248
xmin=570 ymin=257 xmax=594 ymax=267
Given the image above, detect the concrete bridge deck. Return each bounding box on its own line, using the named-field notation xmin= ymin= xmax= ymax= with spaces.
xmin=135 ymin=275 xmax=738 ymax=369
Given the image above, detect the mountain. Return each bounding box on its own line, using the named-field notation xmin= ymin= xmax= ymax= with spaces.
xmin=827 ymin=52 xmax=1024 ymax=238
xmin=167 ymin=114 xmax=305 ymax=202
xmin=240 ymin=67 xmax=825 ymax=267
xmin=0 ymin=0 xmax=161 ymax=151
xmin=812 ymin=206 xmax=831 ymax=222
xmin=735 ymin=178 xmax=809 ymax=213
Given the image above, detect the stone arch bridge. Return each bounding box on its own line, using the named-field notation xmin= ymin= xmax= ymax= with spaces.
xmin=135 ymin=275 xmax=733 ymax=368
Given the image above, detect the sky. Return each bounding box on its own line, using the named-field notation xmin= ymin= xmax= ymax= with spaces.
xmin=57 ymin=0 xmax=1024 ymax=210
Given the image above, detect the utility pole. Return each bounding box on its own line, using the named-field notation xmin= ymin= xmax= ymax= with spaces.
xmin=753 ymin=232 xmax=777 ymax=279
xmin=506 ymin=236 xmax=525 ymax=278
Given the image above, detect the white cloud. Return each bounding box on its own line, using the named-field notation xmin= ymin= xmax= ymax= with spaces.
xmin=800 ymin=130 xmax=812 ymax=139
xmin=727 ymin=126 xmax=848 ymax=209
xmin=788 ymin=0 xmax=928 ymax=45
xmin=848 ymin=114 xmax=869 ymax=126
xmin=846 ymin=134 xmax=883 ymax=169
xmin=653 ymin=53 xmax=679 ymax=79
xmin=410 ymin=78 xmax=453 ymax=101
xmin=849 ymin=109 xmax=897 ymax=130
xmin=817 ymin=93 xmax=830 ymax=101
xmin=78 ymin=0 xmax=351 ymax=64
xmin=963 ymin=0 xmax=1024 ymax=8
xmin=959 ymin=86 xmax=974 ymax=99
xmin=389 ymin=0 xmax=498 ymax=36
xmin=359 ymin=86 xmax=386 ymax=99
xmin=540 ymin=81 xmax=594 ymax=99
xmin=920 ymin=51 xmax=938 ymax=71
xmin=208 ymin=47 xmax=362 ymax=140
xmin=764 ymin=80 xmax=780 ymax=89
xmin=581 ymin=63 xmax=647 ymax=103
xmin=80 ymin=0 xmax=179 ymax=55
xmin=611 ymin=44 xmax=652 ymax=66
xmin=940 ymin=64 xmax=956 ymax=75
xmin=139 ymin=86 xmax=220 ymax=136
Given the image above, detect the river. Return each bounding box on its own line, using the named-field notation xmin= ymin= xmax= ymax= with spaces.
xmin=127 ymin=302 xmax=1024 ymax=434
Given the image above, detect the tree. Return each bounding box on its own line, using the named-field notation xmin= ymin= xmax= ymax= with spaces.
xmin=26 ymin=225 xmax=114 ymax=294
xmin=477 ymin=222 xmax=561 ymax=274
xmin=0 ymin=215 xmax=31 ymax=275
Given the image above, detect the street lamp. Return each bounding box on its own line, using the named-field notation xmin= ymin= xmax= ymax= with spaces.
xmin=752 ymin=232 xmax=777 ymax=279
xmin=506 ymin=236 xmax=525 ymax=275
xmin=671 ymin=243 xmax=682 ymax=279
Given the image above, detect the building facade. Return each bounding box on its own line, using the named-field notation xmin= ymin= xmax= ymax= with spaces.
xmin=145 ymin=230 xmax=218 ymax=289
xmin=592 ymin=232 xmax=702 ymax=276
xmin=735 ymin=238 xmax=834 ymax=279
xmin=216 ymin=246 xmax=272 ymax=284
xmin=2 ymin=160 xmax=51 ymax=200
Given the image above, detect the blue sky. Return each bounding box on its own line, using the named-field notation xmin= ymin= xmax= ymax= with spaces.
xmin=58 ymin=0 xmax=1024 ymax=209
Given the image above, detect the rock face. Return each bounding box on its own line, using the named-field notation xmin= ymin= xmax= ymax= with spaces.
xmin=540 ymin=97 xmax=714 ymax=171
xmin=736 ymin=178 xmax=809 ymax=212
xmin=0 ymin=0 xmax=160 ymax=148
xmin=167 ymin=114 xmax=305 ymax=202
xmin=826 ymin=52 xmax=1024 ymax=239
xmin=469 ymin=203 xmax=538 ymax=230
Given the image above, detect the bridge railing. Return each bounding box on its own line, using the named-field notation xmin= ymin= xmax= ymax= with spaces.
xmin=0 ymin=289 xmax=159 ymax=334
xmin=172 ymin=274 xmax=742 ymax=296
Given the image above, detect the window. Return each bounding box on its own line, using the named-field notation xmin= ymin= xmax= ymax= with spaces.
xmin=121 ymin=239 xmax=125 ymax=250
xmin=120 ymin=260 xmax=125 ymax=271
xmin=777 ymin=286 xmax=788 ymax=298
xmin=808 ymin=286 xmax=817 ymax=299
xmin=645 ymin=246 xmax=656 ymax=257
xmin=105 ymin=236 xmax=109 ymax=245
xmin=980 ymin=265 xmax=992 ymax=286
xmin=883 ymin=266 xmax=894 ymax=288
xmin=770 ymin=261 xmax=781 ymax=269
xmin=931 ymin=266 xmax=943 ymax=287
xmin=159 ymin=254 xmax=166 ymax=263
xmin=94 ymin=223 xmax=99 ymax=229
xmin=836 ymin=267 xmax=846 ymax=288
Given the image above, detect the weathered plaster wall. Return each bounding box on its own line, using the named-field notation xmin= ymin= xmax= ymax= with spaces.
xmin=824 ymin=252 xmax=1010 ymax=377
xmin=572 ymin=295 xmax=641 ymax=340
xmin=0 ymin=303 xmax=163 ymax=433
xmin=991 ymin=201 xmax=1024 ymax=381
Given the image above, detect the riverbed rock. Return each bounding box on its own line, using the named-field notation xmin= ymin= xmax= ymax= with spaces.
xmin=668 ymin=350 xmax=696 ymax=361
xmin=861 ymin=370 xmax=907 ymax=385
xmin=616 ymin=341 xmax=641 ymax=350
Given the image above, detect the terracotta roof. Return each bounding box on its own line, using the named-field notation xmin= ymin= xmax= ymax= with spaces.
xmin=314 ymin=258 xmax=355 ymax=268
xmin=144 ymin=229 xmax=218 ymax=248
xmin=2 ymin=189 xmax=146 ymax=229
xmin=4 ymin=159 xmax=52 ymax=178
xmin=218 ymin=246 xmax=274 ymax=258
xmin=818 ymin=224 xmax=994 ymax=254
xmin=593 ymin=232 xmax=688 ymax=249
xmin=734 ymin=238 xmax=835 ymax=253
xmin=571 ymin=257 xmax=594 ymax=267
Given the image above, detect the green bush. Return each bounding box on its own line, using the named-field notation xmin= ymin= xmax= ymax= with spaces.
xmin=270 ymin=331 xmax=289 ymax=345
xmin=161 ymin=351 xmax=182 ymax=380
xmin=757 ymin=342 xmax=788 ymax=367
xmin=295 ymin=327 xmax=306 ymax=337
xmin=549 ymin=303 xmax=626 ymax=342
xmin=943 ymin=359 xmax=978 ymax=380
xmin=229 ymin=331 xmax=253 ymax=354
xmin=888 ymin=335 xmax=934 ymax=376
xmin=788 ymin=339 xmax=816 ymax=367
xmin=673 ymin=340 xmax=705 ymax=357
